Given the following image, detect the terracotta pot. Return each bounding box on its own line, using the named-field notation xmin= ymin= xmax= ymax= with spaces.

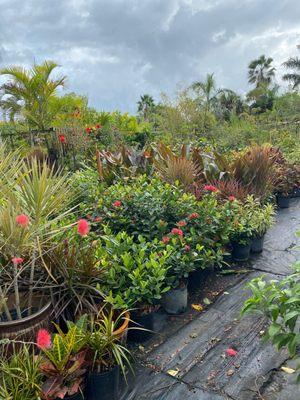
xmin=0 ymin=293 xmax=52 ymax=351
xmin=113 ymin=311 xmax=130 ymax=342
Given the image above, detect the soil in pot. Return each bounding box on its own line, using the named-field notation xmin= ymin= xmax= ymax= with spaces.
xmin=251 ymin=235 xmax=265 ymax=253
xmin=127 ymin=309 xmax=155 ymax=343
xmin=231 ymin=241 xmax=251 ymax=262
xmin=162 ymin=284 xmax=188 ymax=314
xmin=276 ymin=194 xmax=290 ymax=209
xmin=85 ymin=366 xmax=119 ymax=400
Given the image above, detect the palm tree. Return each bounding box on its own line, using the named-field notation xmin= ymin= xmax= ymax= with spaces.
xmin=248 ymin=55 xmax=275 ymax=87
xmin=137 ymin=94 xmax=155 ymax=120
xmin=216 ymin=89 xmax=244 ymax=120
xmin=282 ymin=57 xmax=300 ymax=90
xmin=191 ymin=73 xmax=217 ymax=111
xmin=0 ymin=60 xmax=66 ymax=131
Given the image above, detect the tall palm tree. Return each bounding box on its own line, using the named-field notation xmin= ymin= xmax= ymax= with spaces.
xmin=137 ymin=94 xmax=155 ymax=120
xmin=191 ymin=73 xmax=217 ymax=111
xmin=248 ymin=55 xmax=275 ymax=87
xmin=0 ymin=60 xmax=66 ymax=131
xmin=216 ymin=89 xmax=244 ymax=120
xmin=282 ymin=57 xmax=300 ymax=90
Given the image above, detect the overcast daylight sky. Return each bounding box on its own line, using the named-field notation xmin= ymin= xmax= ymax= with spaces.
xmin=0 ymin=0 xmax=300 ymax=113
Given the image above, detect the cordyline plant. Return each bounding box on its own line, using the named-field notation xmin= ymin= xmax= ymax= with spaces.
xmin=0 ymin=147 xmax=76 ymax=321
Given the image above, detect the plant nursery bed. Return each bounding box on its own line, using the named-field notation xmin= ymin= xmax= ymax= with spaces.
xmin=121 ymin=198 xmax=300 ymax=400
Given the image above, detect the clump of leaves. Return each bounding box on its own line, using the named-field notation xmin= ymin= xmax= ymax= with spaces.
xmin=242 ymin=262 xmax=300 ymax=380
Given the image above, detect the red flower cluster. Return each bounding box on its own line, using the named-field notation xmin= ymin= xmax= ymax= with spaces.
xmin=16 ymin=214 xmax=29 ymax=227
xmin=85 ymin=127 xmax=92 ymax=133
xmin=162 ymin=236 xmax=170 ymax=244
xmin=228 ymin=195 xmax=236 ymax=201
xmin=58 ymin=134 xmax=66 ymax=144
xmin=37 ymin=329 xmax=52 ymax=349
xmin=12 ymin=257 xmax=24 ymax=265
xmin=95 ymin=124 xmax=102 ymax=129
xmin=113 ymin=200 xmax=122 ymax=208
xmin=77 ymin=219 xmax=90 ymax=236
xmin=177 ymin=220 xmax=187 ymax=227
xmin=189 ymin=212 xmax=199 ymax=220
xmin=171 ymin=228 xmax=183 ymax=237
xmin=204 ymin=185 xmax=218 ymax=192
xmin=226 ymin=348 xmax=238 ymax=357
xmin=184 ymin=245 xmax=190 ymax=252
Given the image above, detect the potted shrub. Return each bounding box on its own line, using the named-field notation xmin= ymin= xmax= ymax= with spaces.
xmin=84 ymin=310 xmax=132 ymax=400
xmin=37 ymin=324 xmax=87 ymax=400
xmin=98 ymin=229 xmax=171 ymax=342
xmin=158 ymin=228 xmax=196 ymax=314
xmin=228 ymin=199 xmax=253 ymax=262
xmin=274 ymin=164 xmax=297 ymax=208
xmin=245 ymin=197 xmax=275 ymax=253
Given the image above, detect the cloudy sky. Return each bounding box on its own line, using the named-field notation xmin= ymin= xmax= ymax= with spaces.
xmin=0 ymin=0 xmax=299 ymax=113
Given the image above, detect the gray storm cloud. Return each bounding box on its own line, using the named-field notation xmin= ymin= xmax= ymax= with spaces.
xmin=0 ymin=0 xmax=299 ymax=112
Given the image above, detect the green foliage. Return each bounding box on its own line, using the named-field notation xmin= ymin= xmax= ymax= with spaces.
xmin=244 ymin=196 xmax=275 ymax=237
xmin=0 ymin=345 xmax=43 ymax=400
xmin=242 ymin=262 xmax=300 ymax=379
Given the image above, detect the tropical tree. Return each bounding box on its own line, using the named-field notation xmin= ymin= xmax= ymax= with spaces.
xmin=137 ymin=94 xmax=155 ymax=120
xmin=191 ymin=73 xmax=217 ymax=111
xmin=248 ymin=55 xmax=275 ymax=87
xmin=0 ymin=60 xmax=66 ymax=132
xmin=215 ymin=89 xmax=244 ymax=121
xmin=282 ymin=57 xmax=300 ymax=90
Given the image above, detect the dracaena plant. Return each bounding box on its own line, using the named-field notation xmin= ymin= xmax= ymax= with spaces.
xmin=37 ymin=323 xmax=87 ymax=400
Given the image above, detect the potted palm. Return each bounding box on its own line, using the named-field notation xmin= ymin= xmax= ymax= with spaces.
xmin=84 ymin=309 xmax=132 ymax=400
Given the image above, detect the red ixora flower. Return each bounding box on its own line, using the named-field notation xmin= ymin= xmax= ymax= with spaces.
xmin=113 ymin=200 xmax=122 ymax=208
xmin=228 ymin=195 xmax=236 ymax=202
xmin=226 ymin=348 xmax=238 ymax=357
xmin=58 ymin=134 xmax=66 ymax=144
xmin=171 ymin=228 xmax=184 ymax=237
xmin=85 ymin=127 xmax=92 ymax=133
xmin=77 ymin=219 xmax=90 ymax=236
xmin=16 ymin=214 xmax=29 ymax=227
xmin=95 ymin=124 xmax=102 ymax=129
xmin=37 ymin=329 xmax=52 ymax=349
xmin=189 ymin=212 xmax=199 ymax=220
xmin=177 ymin=220 xmax=187 ymax=227
xmin=204 ymin=185 xmax=218 ymax=192
xmin=184 ymin=245 xmax=191 ymax=252
xmin=162 ymin=236 xmax=170 ymax=244
xmin=12 ymin=257 xmax=24 ymax=265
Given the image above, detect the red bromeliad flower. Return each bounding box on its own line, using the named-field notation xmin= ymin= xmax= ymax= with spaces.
xmin=37 ymin=329 xmax=52 ymax=349
xmin=85 ymin=127 xmax=92 ymax=133
xmin=184 ymin=245 xmax=191 ymax=252
xmin=113 ymin=200 xmax=122 ymax=208
xmin=189 ymin=212 xmax=199 ymax=220
xmin=77 ymin=219 xmax=90 ymax=236
xmin=58 ymin=134 xmax=66 ymax=144
xmin=12 ymin=257 xmax=24 ymax=265
xmin=162 ymin=236 xmax=170 ymax=244
xmin=177 ymin=220 xmax=187 ymax=227
xmin=228 ymin=195 xmax=236 ymax=201
xmin=16 ymin=214 xmax=29 ymax=227
xmin=171 ymin=228 xmax=183 ymax=237
xmin=204 ymin=185 xmax=218 ymax=192
xmin=226 ymin=348 xmax=238 ymax=357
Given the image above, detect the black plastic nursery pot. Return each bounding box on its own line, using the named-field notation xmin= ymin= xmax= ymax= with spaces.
xmin=86 ymin=366 xmax=119 ymax=400
xmin=291 ymin=187 xmax=300 ymax=198
xmin=161 ymin=284 xmax=188 ymax=314
xmin=276 ymin=194 xmax=290 ymax=209
xmin=231 ymin=241 xmax=251 ymax=262
xmin=251 ymin=235 xmax=265 ymax=253
xmin=127 ymin=310 xmax=155 ymax=343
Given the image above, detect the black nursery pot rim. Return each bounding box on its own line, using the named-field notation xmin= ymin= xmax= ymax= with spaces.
xmin=88 ymin=365 xmax=119 ymax=377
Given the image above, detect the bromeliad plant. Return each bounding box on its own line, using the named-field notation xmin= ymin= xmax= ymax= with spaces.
xmin=242 ymin=262 xmax=300 ymax=380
